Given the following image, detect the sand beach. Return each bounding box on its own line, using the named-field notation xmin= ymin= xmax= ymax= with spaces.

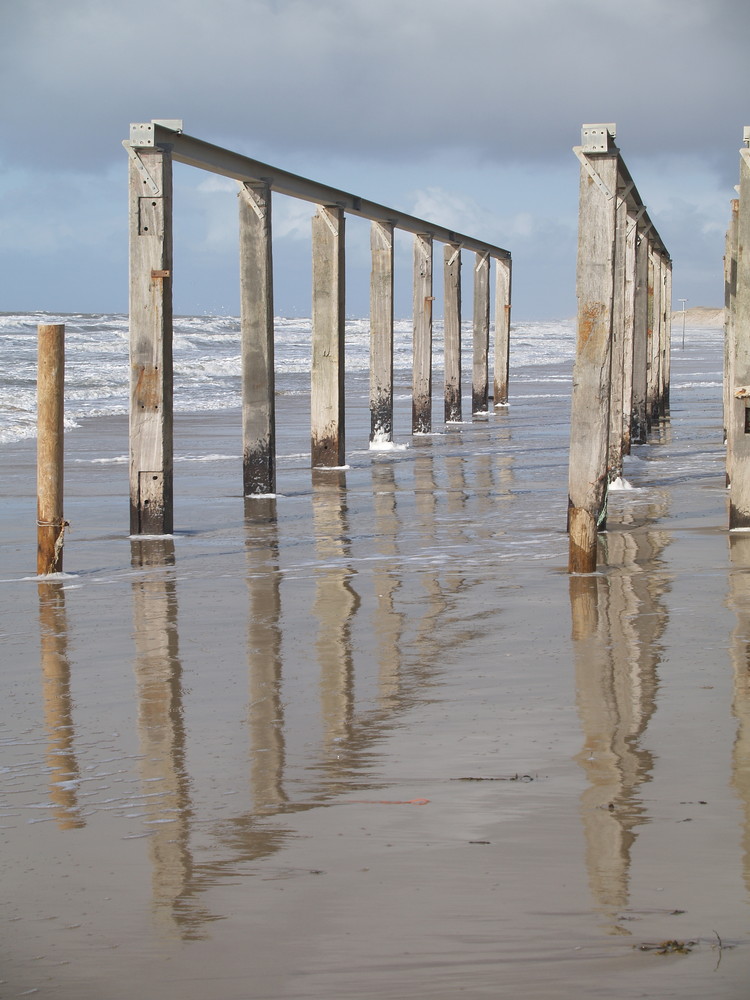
xmin=1 ymin=319 xmax=749 ymax=998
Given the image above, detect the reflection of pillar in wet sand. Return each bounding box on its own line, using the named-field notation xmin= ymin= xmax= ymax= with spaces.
xmin=312 ymin=471 xmax=359 ymax=748
xmin=38 ymin=582 xmax=84 ymax=830
xmin=245 ymin=498 xmax=287 ymax=812
xmin=410 ymin=447 xmax=449 ymax=661
xmin=727 ymin=534 xmax=750 ymax=897
xmin=443 ymin=450 xmax=469 ymax=593
xmin=371 ymin=461 xmax=405 ymax=708
xmin=571 ymin=519 xmax=667 ymax=925
xmin=131 ymin=538 xmax=193 ymax=937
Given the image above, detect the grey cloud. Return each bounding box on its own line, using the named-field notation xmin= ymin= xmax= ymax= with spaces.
xmin=2 ymin=0 xmax=748 ymax=171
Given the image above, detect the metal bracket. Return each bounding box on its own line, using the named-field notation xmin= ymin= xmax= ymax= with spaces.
xmin=446 ymin=245 xmax=461 ymax=268
xmin=617 ymin=180 xmax=634 ymax=206
xmin=123 ymin=142 xmax=161 ymax=196
xmin=626 ymin=205 xmax=646 ymax=238
xmin=475 ymin=250 xmax=490 ymax=272
xmin=574 ymin=147 xmax=615 ymax=200
xmin=317 ymin=205 xmax=341 ymax=238
xmin=581 ymin=123 xmax=616 ymax=153
xmin=240 ymin=181 xmax=268 ymax=221
xmin=129 ymin=120 xmax=184 ymax=147
xmin=371 ymin=220 xmax=394 ymax=250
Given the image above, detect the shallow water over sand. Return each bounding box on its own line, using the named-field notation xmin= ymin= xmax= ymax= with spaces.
xmin=2 ymin=325 xmax=749 ymax=998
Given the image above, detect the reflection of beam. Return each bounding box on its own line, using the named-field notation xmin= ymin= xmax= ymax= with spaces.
xmin=245 ymin=498 xmax=287 ymax=812
xmin=312 ymin=471 xmax=359 ymax=748
xmin=727 ymin=535 xmax=750 ymax=896
xmin=571 ymin=516 xmax=668 ymax=925
xmin=131 ymin=538 xmax=194 ymax=938
xmin=38 ymin=582 xmax=84 ymax=830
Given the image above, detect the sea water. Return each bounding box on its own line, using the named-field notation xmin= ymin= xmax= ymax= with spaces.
xmin=0 ymin=312 xmax=579 ymax=445
xmin=3 ymin=315 xmax=748 ymax=1000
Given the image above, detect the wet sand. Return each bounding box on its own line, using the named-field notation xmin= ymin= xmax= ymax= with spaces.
xmin=2 ymin=334 xmax=749 ymax=998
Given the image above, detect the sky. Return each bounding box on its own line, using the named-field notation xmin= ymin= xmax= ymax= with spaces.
xmin=2 ymin=0 xmax=749 ymax=321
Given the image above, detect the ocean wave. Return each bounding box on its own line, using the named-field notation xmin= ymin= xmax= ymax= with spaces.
xmin=0 ymin=312 xmax=581 ymax=442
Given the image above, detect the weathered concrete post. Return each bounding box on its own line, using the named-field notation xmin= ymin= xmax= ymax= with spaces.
xmin=239 ymin=181 xmax=276 ymax=494
xmin=37 ymin=323 xmax=66 ymax=575
xmin=568 ymin=125 xmax=619 ymax=573
xmin=370 ymin=221 xmax=395 ymax=443
xmin=472 ymin=251 xmax=490 ymax=414
xmin=631 ymin=224 xmax=650 ymax=444
xmin=620 ymin=219 xmax=637 ymax=456
xmin=653 ymin=253 xmax=665 ymax=417
xmin=725 ymin=198 xmax=739 ymax=480
xmin=494 ymin=258 xmax=512 ymax=407
xmin=661 ymin=261 xmax=672 ymax=411
xmin=444 ymin=243 xmax=462 ymax=423
xmin=646 ymin=246 xmax=659 ymax=423
xmin=728 ymin=130 xmax=750 ymax=528
xmin=311 ymin=205 xmax=346 ymax=467
xmin=127 ymin=127 xmax=174 ymax=534
xmin=607 ymin=188 xmax=629 ymax=482
xmin=412 ymin=234 xmax=434 ymax=434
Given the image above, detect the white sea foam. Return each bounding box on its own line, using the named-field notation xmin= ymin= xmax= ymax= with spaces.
xmin=608 ymin=477 xmax=637 ymax=491
xmin=369 ymin=439 xmax=409 ymax=452
xmin=1 ymin=313 xmax=567 ymax=441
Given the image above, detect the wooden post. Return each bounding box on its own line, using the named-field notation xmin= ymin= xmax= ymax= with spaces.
xmin=128 ymin=142 xmax=173 ymax=534
xmin=494 ymin=258 xmax=512 ymax=406
xmin=472 ymin=251 xmax=490 ymax=414
xmin=37 ymin=323 xmax=66 ymax=575
xmin=568 ymin=133 xmax=619 ymax=573
xmin=729 ymin=141 xmax=750 ymax=528
xmin=311 ymin=205 xmax=345 ymax=467
xmin=444 ymin=243 xmax=462 ymax=423
xmin=412 ymin=234 xmax=433 ymax=434
xmin=239 ymin=181 xmax=276 ymax=495
xmin=631 ymin=225 xmax=650 ymax=444
xmin=370 ymin=221 xmax=394 ymax=443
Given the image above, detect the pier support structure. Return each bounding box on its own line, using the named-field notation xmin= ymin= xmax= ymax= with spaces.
xmin=568 ymin=124 xmax=671 ymax=573
xmin=239 ymin=181 xmax=276 ymax=495
xmin=727 ymin=127 xmax=750 ymax=528
xmin=412 ymin=235 xmax=434 ymax=434
xmin=444 ymin=243 xmax=462 ymax=423
xmin=472 ymin=252 xmax=491 ymax=414
xmin=311 ymin=205 xmax=346 ymax=468
xmin=494 ymin=258 xmax=512 ymax=407
xmin=369 ymin=221 xmax=395 ymax=443
xmin=127 ymin=125 xmax=174 ymax=535
xmin=125 ymin=120 xmax=512 ymax=530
